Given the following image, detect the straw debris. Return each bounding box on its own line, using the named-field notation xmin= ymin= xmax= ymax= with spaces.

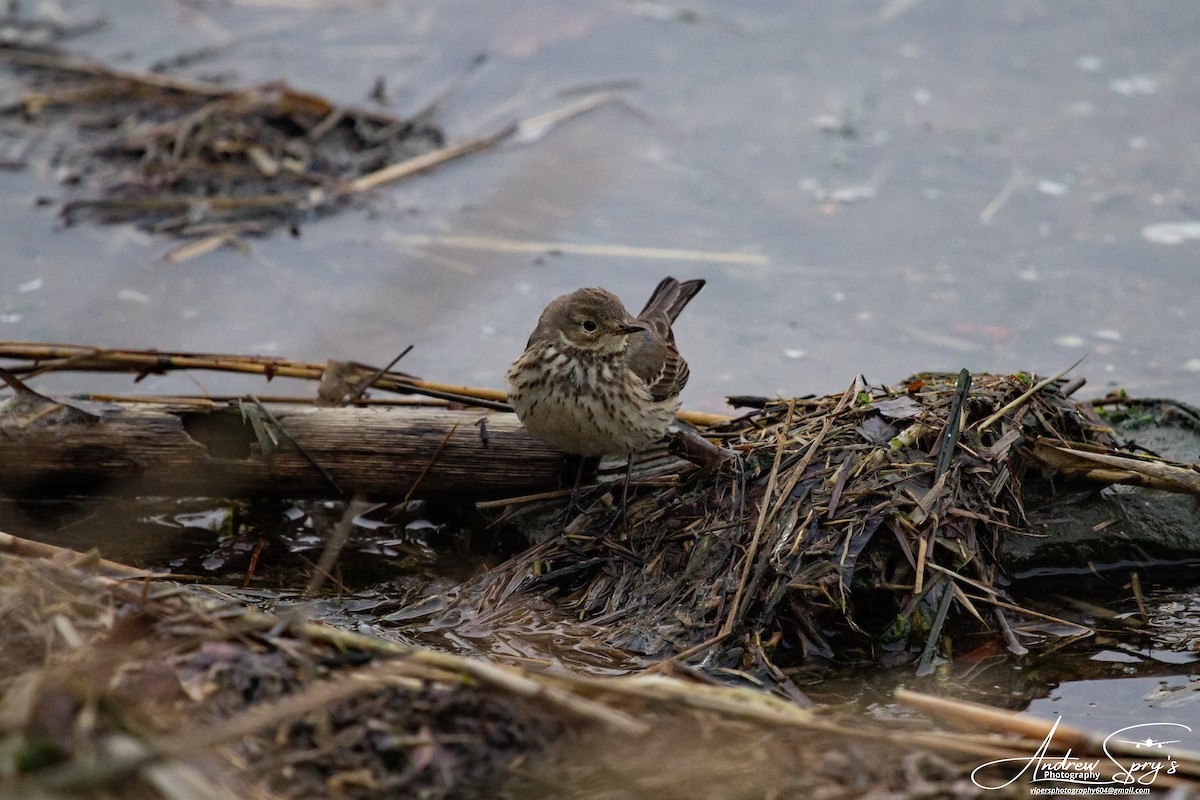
xmin=2 ymin=550 xmax=1197 ymax=800
xmin=0 ymin=43 xmax=450 ymax=239
xmin=470 ymin=370 xmax=1117 ymax=676
xmin=1 ymin=39 xmax=625 ymax=255
xmin=0 ymin=553 xmax=568 ymax=800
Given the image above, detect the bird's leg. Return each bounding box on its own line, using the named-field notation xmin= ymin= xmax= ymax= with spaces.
xmin=599 ymin=454 xmax=634 ymax=538
xmin=567 ymin=456 xmax=587 ymax=513
xmin=619 ymin=454 xmax=633 ymax=529
xmin=560 ymin=455 xmax=598 ymax=528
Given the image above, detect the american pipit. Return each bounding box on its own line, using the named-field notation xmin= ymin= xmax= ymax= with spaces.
xmin=506 ymin=276 xmax=704 ymax=461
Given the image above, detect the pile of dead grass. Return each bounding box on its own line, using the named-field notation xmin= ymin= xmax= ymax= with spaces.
xmin=4 ymin=548 xmax=1198 ymax=799
xmin=0 ymin=43 xmax=446 ymax=241
xmin=12 ymin=549 xmax=1197 ymax=800
xmin=0 ymin=552 xmax=566 ymax=800
xmin=473 ymin=371 xmax=1113 ymax=678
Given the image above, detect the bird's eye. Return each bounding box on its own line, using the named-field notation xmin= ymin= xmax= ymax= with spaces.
xmin=581 ymin=320 xmax=598 ymax=333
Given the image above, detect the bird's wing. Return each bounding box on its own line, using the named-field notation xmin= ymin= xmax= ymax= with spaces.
xmin=626 ymin=331 xmax=689 ymax=402
xmin=624 ymin=277 xmax=703 ymax=401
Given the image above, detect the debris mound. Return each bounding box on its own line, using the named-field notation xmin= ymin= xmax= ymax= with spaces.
xmin=472 ymin=371 xmax=1113 ymax=675
xmin=1 ymin=44 xmax=444 ymax=237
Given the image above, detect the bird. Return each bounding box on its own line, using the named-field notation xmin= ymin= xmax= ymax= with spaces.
xmin=506 ymin=276 xmax=704 ymax=473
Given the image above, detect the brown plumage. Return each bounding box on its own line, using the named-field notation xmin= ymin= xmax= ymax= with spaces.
xmin=506 ymin=277 xmax=704 ymax=456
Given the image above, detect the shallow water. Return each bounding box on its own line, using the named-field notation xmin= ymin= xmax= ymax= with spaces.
xmin=3 ymin=1 xmax=1199 ymax=408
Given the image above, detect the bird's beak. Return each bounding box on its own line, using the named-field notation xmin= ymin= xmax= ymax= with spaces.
xmin=614 ymin=322 xmax=646 ymax=336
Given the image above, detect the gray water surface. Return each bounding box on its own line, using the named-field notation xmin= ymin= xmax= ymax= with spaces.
xmin=4 ymin=1 xmax=1198 ymax=409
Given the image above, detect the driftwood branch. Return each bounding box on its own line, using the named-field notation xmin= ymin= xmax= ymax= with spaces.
xmin=0 ymin=398 xmax=564 ymax=500
xmin=1032 ymin=437 xmax=1200 ymax=496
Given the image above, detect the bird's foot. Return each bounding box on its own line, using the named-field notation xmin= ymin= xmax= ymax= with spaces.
xmin=598 ymin=496 xmax=630 ymax=538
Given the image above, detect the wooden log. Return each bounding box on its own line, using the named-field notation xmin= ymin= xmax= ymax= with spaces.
xmin=0 ymin=399 xmax=565 ymax=500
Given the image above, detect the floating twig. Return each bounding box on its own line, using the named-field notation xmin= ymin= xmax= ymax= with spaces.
xmin=349 ymin=123 xmax=516 ymax=192
xmin=383 ymin=232 xmax=771 ymax=267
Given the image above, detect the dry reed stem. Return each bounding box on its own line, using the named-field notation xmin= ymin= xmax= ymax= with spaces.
xmin=974 ymin=356 xmax=1085 ymax=432
xmin=0 ymin=341 xmax=730 ymax=425
xmin=720 ymin=397 xmax=796 ymax=636
xmin=349 ymin=124 xmax=516 ymax=192
xmin=0 ymin=529 xmax=147 ymax=576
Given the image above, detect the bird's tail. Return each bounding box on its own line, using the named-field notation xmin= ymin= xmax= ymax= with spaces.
xmin=638 ymin=276 xmax=705 ymax=324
